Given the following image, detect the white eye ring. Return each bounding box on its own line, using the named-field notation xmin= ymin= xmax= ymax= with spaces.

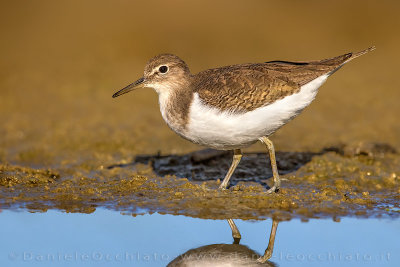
xmin=158 ymin=65 xmax=169 ymax=74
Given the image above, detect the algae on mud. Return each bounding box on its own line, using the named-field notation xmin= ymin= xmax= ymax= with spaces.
xmin=1 ymin=0 xmax=400 ymax=220
xmin=1 ymin=144 xmax=399 ymax=220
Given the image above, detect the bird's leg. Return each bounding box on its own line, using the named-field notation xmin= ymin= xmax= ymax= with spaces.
xmin=219 ymin=149 xmax=242 ymax=190
xmin=259 ymin=136 xmax=281 ymax=194
xmin=257 ymin=220 xmax=279 ymax=263
xmin=227 ymin=219 xmax=241 ymax=244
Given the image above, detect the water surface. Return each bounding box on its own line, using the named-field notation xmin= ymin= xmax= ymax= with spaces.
xmin=1 ymin=209 xmax=398 ymax=267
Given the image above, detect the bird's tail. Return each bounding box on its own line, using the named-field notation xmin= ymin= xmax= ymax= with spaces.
xmin=324 ymin=46 xmax=375 ymax=76
xmin=344 ymin=46 xmax=376 ymax=64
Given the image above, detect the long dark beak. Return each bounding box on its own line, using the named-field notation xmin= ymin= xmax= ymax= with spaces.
xmin=112 ymin=77 xmax=145 ymax=98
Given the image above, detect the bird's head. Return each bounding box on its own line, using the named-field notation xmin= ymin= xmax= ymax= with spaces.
xmin=112 ymin=54 xmax=191 ymax=98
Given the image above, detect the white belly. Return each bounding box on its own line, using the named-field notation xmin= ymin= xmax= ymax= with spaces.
xmin=185 ymin=74 xmax=329 ymax=150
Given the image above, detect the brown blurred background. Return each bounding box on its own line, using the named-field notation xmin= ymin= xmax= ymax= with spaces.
xmin=0 ymin=0 xmax=399 ymax=168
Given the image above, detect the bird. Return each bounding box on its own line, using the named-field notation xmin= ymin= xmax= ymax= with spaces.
xmin=167 ymin=219 xmax=279 ymax=266
xmin=112 ymin=47 xmax=375 ymax=194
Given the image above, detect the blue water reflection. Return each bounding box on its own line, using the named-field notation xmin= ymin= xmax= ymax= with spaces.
xmin=0 ymin=209 xmax=399 ymax=266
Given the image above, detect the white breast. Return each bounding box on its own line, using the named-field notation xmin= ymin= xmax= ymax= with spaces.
xmin=185 ymin=74 xmax=329 ymax=150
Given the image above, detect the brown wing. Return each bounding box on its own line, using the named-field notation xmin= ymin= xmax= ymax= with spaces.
xmin=192 ymin=51 xmax=361 ymax=113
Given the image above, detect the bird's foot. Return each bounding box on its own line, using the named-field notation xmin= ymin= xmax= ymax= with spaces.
xmin=266 ymin=185 xmax=280 ymax=194
xmin=218 ymin=184 xmax=228 ymax=190
xmin=257 ymin=250 xmax=273 ymax=263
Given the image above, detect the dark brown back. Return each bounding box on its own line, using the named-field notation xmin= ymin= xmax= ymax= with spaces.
xmin=192 ymin=52 xmax=353 ymax=113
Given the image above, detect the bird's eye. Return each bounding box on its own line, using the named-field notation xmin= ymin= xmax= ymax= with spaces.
xmin=159 ymin=65 xmax=168 ymax=74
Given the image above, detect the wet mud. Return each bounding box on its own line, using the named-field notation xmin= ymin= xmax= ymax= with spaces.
xmin=1 ymin=0 xmax=400 ymax=221
xmin=1 ymin=143 xmax=399 ymax=220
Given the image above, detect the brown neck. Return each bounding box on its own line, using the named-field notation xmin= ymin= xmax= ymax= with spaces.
xmin=160 ymin=84 xmax=194 ymax=133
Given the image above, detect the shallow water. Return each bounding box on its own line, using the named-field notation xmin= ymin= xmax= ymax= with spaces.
xmin=1 ymin=209 xmax=399 ymax=267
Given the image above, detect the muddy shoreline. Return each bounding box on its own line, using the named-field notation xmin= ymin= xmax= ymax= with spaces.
xmin=1 ymin=0 xmax=400 ymax=222
xmin=1 ymin=143 xmax=399 ymax=221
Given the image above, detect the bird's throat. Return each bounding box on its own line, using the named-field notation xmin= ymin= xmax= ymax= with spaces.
xmin=157 ymin=87 xmax=193 ymax=136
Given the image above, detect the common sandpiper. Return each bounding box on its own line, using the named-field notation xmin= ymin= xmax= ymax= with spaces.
xmin=113 ymin=47 xmax=375 ymax=194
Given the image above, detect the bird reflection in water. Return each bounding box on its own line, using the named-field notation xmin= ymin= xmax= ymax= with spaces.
xmin=168 ymin=219 xmax=279 ymax=266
